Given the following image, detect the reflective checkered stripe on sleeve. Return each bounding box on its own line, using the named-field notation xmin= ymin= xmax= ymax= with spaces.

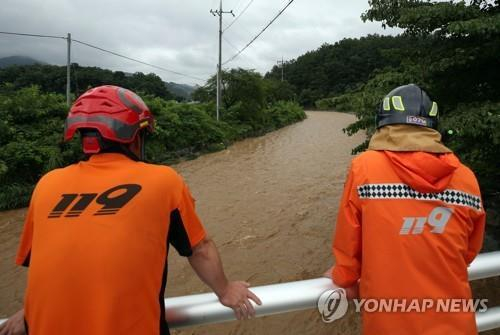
xmin=357 ymin=183 xmax=482 ymax=211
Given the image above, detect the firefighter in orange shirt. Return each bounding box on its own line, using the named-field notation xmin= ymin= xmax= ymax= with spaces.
xmin=0 ymin=85 xmax=261 ymax=335
xmin=325 ymin=84 xmax=485 ymax=334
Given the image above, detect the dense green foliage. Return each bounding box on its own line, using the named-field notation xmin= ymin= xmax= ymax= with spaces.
xmin=193 ymin=68 xmax=299 ymax=131
xmin=0 ymin=64 xmax=176 ymax=100
xmin=0 ymin=67 xmax=305 ymax=210
xmin=0 ymin=85 xmax=78 ymax=209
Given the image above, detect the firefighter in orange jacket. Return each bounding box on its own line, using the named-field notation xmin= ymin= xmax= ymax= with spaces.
xmin=0 ymin=86 xmax=261 ymax=335
xmin=326 ymin=84 xmax=486 ymax=334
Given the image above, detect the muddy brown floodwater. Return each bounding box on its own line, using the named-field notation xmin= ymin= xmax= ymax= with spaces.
xmin=0 ymin=111 xmax=361 ymax=334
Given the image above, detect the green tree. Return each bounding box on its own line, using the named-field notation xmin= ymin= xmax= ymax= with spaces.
xmin=192 ymin=68 xmax=300 ymax=128
xmin=262 ymin=79 xmax=297 ymax=104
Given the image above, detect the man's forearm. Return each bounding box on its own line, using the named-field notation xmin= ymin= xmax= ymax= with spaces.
xmin=188 ymin=238 xmax=229 ymax=297
xmin=188 ymin=237 xmax=262 ymax=320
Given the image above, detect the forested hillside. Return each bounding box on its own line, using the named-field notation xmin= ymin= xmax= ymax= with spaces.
xmin=266 ymin=34 xmax=413 ymax=106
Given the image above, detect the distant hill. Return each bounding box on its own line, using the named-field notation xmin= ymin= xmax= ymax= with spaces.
xmin=165 ymin=82 xmax=196 ymax=100
xmin=0 ymin=56 xmax=197 ymax=100
xmin=0 ymin=56 xmax=46 ymax=68
xmin=122 ymin=73 xmax=196 ymax=100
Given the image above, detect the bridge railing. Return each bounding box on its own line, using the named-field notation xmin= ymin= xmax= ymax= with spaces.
xmin=2 ymin=251 xmax=500 ymax=332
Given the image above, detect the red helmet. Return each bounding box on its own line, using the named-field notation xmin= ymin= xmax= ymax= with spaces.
xmin=64 ymin=85 xmax=154 ymax=154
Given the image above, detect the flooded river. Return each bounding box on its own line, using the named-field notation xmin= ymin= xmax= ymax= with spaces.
xmin=166 ymin=111 xmax=364 ymax=334
xmin=1 ymin=111 xmax=497 ymax=334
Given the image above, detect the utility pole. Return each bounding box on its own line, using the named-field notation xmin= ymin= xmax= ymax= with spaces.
xmin=210 ymin=1 xmax=234 ymax=121
xmin=277 ymin=57 xmax=285 ymax=82
xmin=66 ymin=33 xmax=71 ymax=106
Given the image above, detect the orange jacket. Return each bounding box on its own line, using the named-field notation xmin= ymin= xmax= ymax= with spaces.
xmin=16 ymin=153 xmax=206 ymax=335
xmin=332 ymin=150 xmax=485 ymax=335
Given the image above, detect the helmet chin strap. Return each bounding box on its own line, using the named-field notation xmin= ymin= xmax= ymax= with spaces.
xmin=140 ymin=134 xmax=146 ymax=161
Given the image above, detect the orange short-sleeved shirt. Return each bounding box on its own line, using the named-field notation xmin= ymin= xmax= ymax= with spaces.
xmin=16 ymin=153 xmax=206 ymax=335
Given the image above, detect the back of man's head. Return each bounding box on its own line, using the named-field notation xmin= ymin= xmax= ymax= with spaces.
xmin=64 ymin=85 xmax=155 ymax=161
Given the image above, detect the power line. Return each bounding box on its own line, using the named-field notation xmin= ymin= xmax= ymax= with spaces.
xmin=0 ymin=31 xmax=66 ymax=40
xmin=0 ymin=31 xmax=207 ymax=82
xmin=223 ymin=0 xmax=255 ymax=32
xmin=222 ymin=0 xmax=295 ymax=65
xmin=72 ymin=39 xmax=206 ymax=82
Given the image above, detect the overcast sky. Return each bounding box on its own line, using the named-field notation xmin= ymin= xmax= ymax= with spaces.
xmin=0 ymin=0 xmax=398 ymax=85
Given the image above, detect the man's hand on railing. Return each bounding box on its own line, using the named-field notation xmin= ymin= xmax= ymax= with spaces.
xmin=187 ymin=238 xmax=262 ymax=320
xmin=217 ymin=281 xmax=262 ymax=320
xmin=0 ymin=309 xmax=25 ymax=335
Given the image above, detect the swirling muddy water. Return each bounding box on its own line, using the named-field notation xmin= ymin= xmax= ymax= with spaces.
xmin=0 ymin=111 xmax=365 ymax=334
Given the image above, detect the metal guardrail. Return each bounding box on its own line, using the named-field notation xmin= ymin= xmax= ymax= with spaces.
xmin=2 ymin=251 xmax=500 ymax=331
xmin=477 ymin=306 xmax=500 ymax=332
xmin=163 ymin=251 xmax=500 ymax=330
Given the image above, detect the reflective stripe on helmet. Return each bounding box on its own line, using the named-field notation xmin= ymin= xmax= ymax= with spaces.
xmin=391 ymin=96 xmax=405 ymax=111
xmin=117 ymin=88 xmax=147 ymax=115
xmin=429 ymin=102 xmax=438 ymax=117
xmin=383 ymin=97 xmax=391 ymax=111
xmin=65 ymin=115 xmax=140 ymax=142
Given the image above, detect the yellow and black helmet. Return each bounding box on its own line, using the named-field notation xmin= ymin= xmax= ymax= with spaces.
xmin=376 ymin=84 xmax=438 ymax=129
